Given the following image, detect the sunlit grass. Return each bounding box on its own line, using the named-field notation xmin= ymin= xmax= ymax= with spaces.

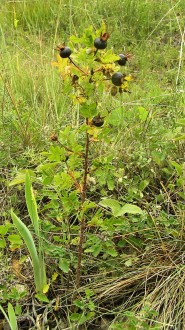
xmin=0 ymin=1 xmax=185 ymax=328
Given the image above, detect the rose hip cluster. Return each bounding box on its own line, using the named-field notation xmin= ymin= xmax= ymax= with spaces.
xmin=57 ymin=32 xmax=130 ymax=88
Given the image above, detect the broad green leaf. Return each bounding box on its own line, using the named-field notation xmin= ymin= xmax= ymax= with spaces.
xmin=84 ymin=247 xmax=94 ymax=253
xmin=37 ymin=162 xmax=59 ymax=172
xmin=151 ymin=150 xmax=165 ymax=166
xmin=85 ymin=311 xmax=95 ymax=320
xmin=79 ymin=314 xmax=87 ymax=325
xmin=92 ymin=244 xmax=102 ymax=257
xmin=87 ymin=301 xmax=95 ymax=311
xmin=169 ymin=160 xmax=182 ymax=175
xmin=0 ymin=238 xmax=6 ymax=248
xmin=99 ymin=198 xmax=121 ymax=216
xmin=70 ymin=313 xmax=81 ymax=321
xmin=108 ymin=108 xmax=124 ymax=126
xmin=139 ymin=179 xmax=149 ymax=192
xmin=115 ymin=204 xmax=143 ymax=217
xmin=59 ymin=258 xmax=70 ymax=273
xmin=74 ymin=300 xmax=84 ymax=309
xmin=35 ymin=293 xmax=49 ymax=303
xmin=0 ymin=303 xmax=18 ymax=330
xmin=137 ymin=106 xmax=148 ymax=121
xmin=106 ymin=248 xmax=118 ymax=257
xmin=8 ymin=234 xmax=23 ymax=246
xmin=107 ymin=177 xmax=115 ymax=191
xmin=15 ymin=304 xmax=22 ymax=316
xmin=85 ymin=288 xmax=94 ymax=298
xmin=8 ymin=303 xmax=18 ymax=330
xmin=100 ymin=50 xmax=120 ymax=63
xmin=11 ymin=210 xmax=42 ymax=292
xmin=70 ymin=35 xmax=82 ymax=43
xmin=79 ymin=103 xmax=97 ymax=118
xmin=0 ymin=223 xmax=11 ymax=236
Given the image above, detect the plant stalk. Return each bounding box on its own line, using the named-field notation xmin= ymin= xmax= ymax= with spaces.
xmin=76 ymin=118 xmax=90 ymax=288
xmin=69 ymin=57 xmax=88 ymax=75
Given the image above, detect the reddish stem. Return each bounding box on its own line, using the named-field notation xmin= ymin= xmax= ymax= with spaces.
xmin=76 ymin=118 xmax=90 ymax=288
xmin=69 ymin=57 xmax=88 ymax=75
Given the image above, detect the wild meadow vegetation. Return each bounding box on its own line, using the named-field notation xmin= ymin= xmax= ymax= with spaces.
xmin=0 ymin=0 xmax=185 ymax=329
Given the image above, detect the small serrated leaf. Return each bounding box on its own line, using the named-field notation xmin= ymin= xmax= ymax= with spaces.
xmin=59 ymin=258 xmax=70 ymax=273
xmin=80 ymin=103 xmax=97 ymax=118
xmin=0 ymin=238 xmax=6 ymax=248
xmin=70 ymin=313 xmax=80 ymax=321
xmin=106 ymin=248 xmax=118 ymax=257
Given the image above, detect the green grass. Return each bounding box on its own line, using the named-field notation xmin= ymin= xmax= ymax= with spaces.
xmin=0 ymin=0 xmax=184 ymax=163
xmin=0 ymin=0 xmax=185 ymax=329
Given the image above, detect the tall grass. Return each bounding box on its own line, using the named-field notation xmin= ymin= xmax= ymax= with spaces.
xmin=0 ymin=1 xmax=185 ymax=328
xmin=1 ymin=1 xmax=184 ymax=156
xmin=0 ymin=0 xmax=184 ymax=176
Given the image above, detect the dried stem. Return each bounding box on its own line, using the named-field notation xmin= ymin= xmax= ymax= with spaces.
xmin=76 ymin=118 xmax=90 ymax=288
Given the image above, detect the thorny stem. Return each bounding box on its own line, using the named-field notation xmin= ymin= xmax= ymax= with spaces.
xmin=76 ymin=118 xmax=90 ymax=288
xmin=69 ymin=57 xmax=88 ymax=75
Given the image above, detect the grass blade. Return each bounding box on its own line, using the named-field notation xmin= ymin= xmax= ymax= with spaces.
xmin=0 ymin=304 xmax=18 ymax=330
xmin=25 ymin=171 xmax=39 ymax=236
xmin=8 ymin=303 xmax=18 ymax=330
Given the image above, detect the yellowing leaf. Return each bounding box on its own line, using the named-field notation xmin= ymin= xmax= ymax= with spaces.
xmin=12 ymin=259 xmax=22 ymax=278
xmin=87 ymin=126 xmax=100 ymax=141
xmin=51 ymin=54 xmax=71 ymax=79
xmin=13 ymin=7 xmax=19 ymax=29
xmin=54 ymin=296 xmax=60 ymax=311
xmin=101 ymin=50 xmax=120 ymax=64
xmin=71 ymin=95 xmax=87 ymax=105
xmin=43 ymin=284 xmax=50 ymax=294
xmin=71 ymin=237 xmax=80 ymax=245
xmin=52 ymin=272 xmax=58 ymax=282
xmin=124 ymin=75 xmax=134 ymax=81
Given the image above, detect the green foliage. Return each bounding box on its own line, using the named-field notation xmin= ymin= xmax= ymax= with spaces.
xmin=70 ymin=289 xmax=95 ymax=326
xmin=11 ymin=172 xmax=47 ymax=293
xmin=0 ymin=303 xmax=18 ymax=330
xmin=11 ymin=210 xmax=43 ymax=293
xmin=99 ymin=198 xmax=143 ymax=217
xmin=1 ymin=1 xmax=185 ymax=329
xmin=110 ymin=309 xmax=160 ymax=330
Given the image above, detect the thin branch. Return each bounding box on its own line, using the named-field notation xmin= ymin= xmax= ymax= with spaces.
xmin=76 ymin=118 xmax=90 ymax=288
